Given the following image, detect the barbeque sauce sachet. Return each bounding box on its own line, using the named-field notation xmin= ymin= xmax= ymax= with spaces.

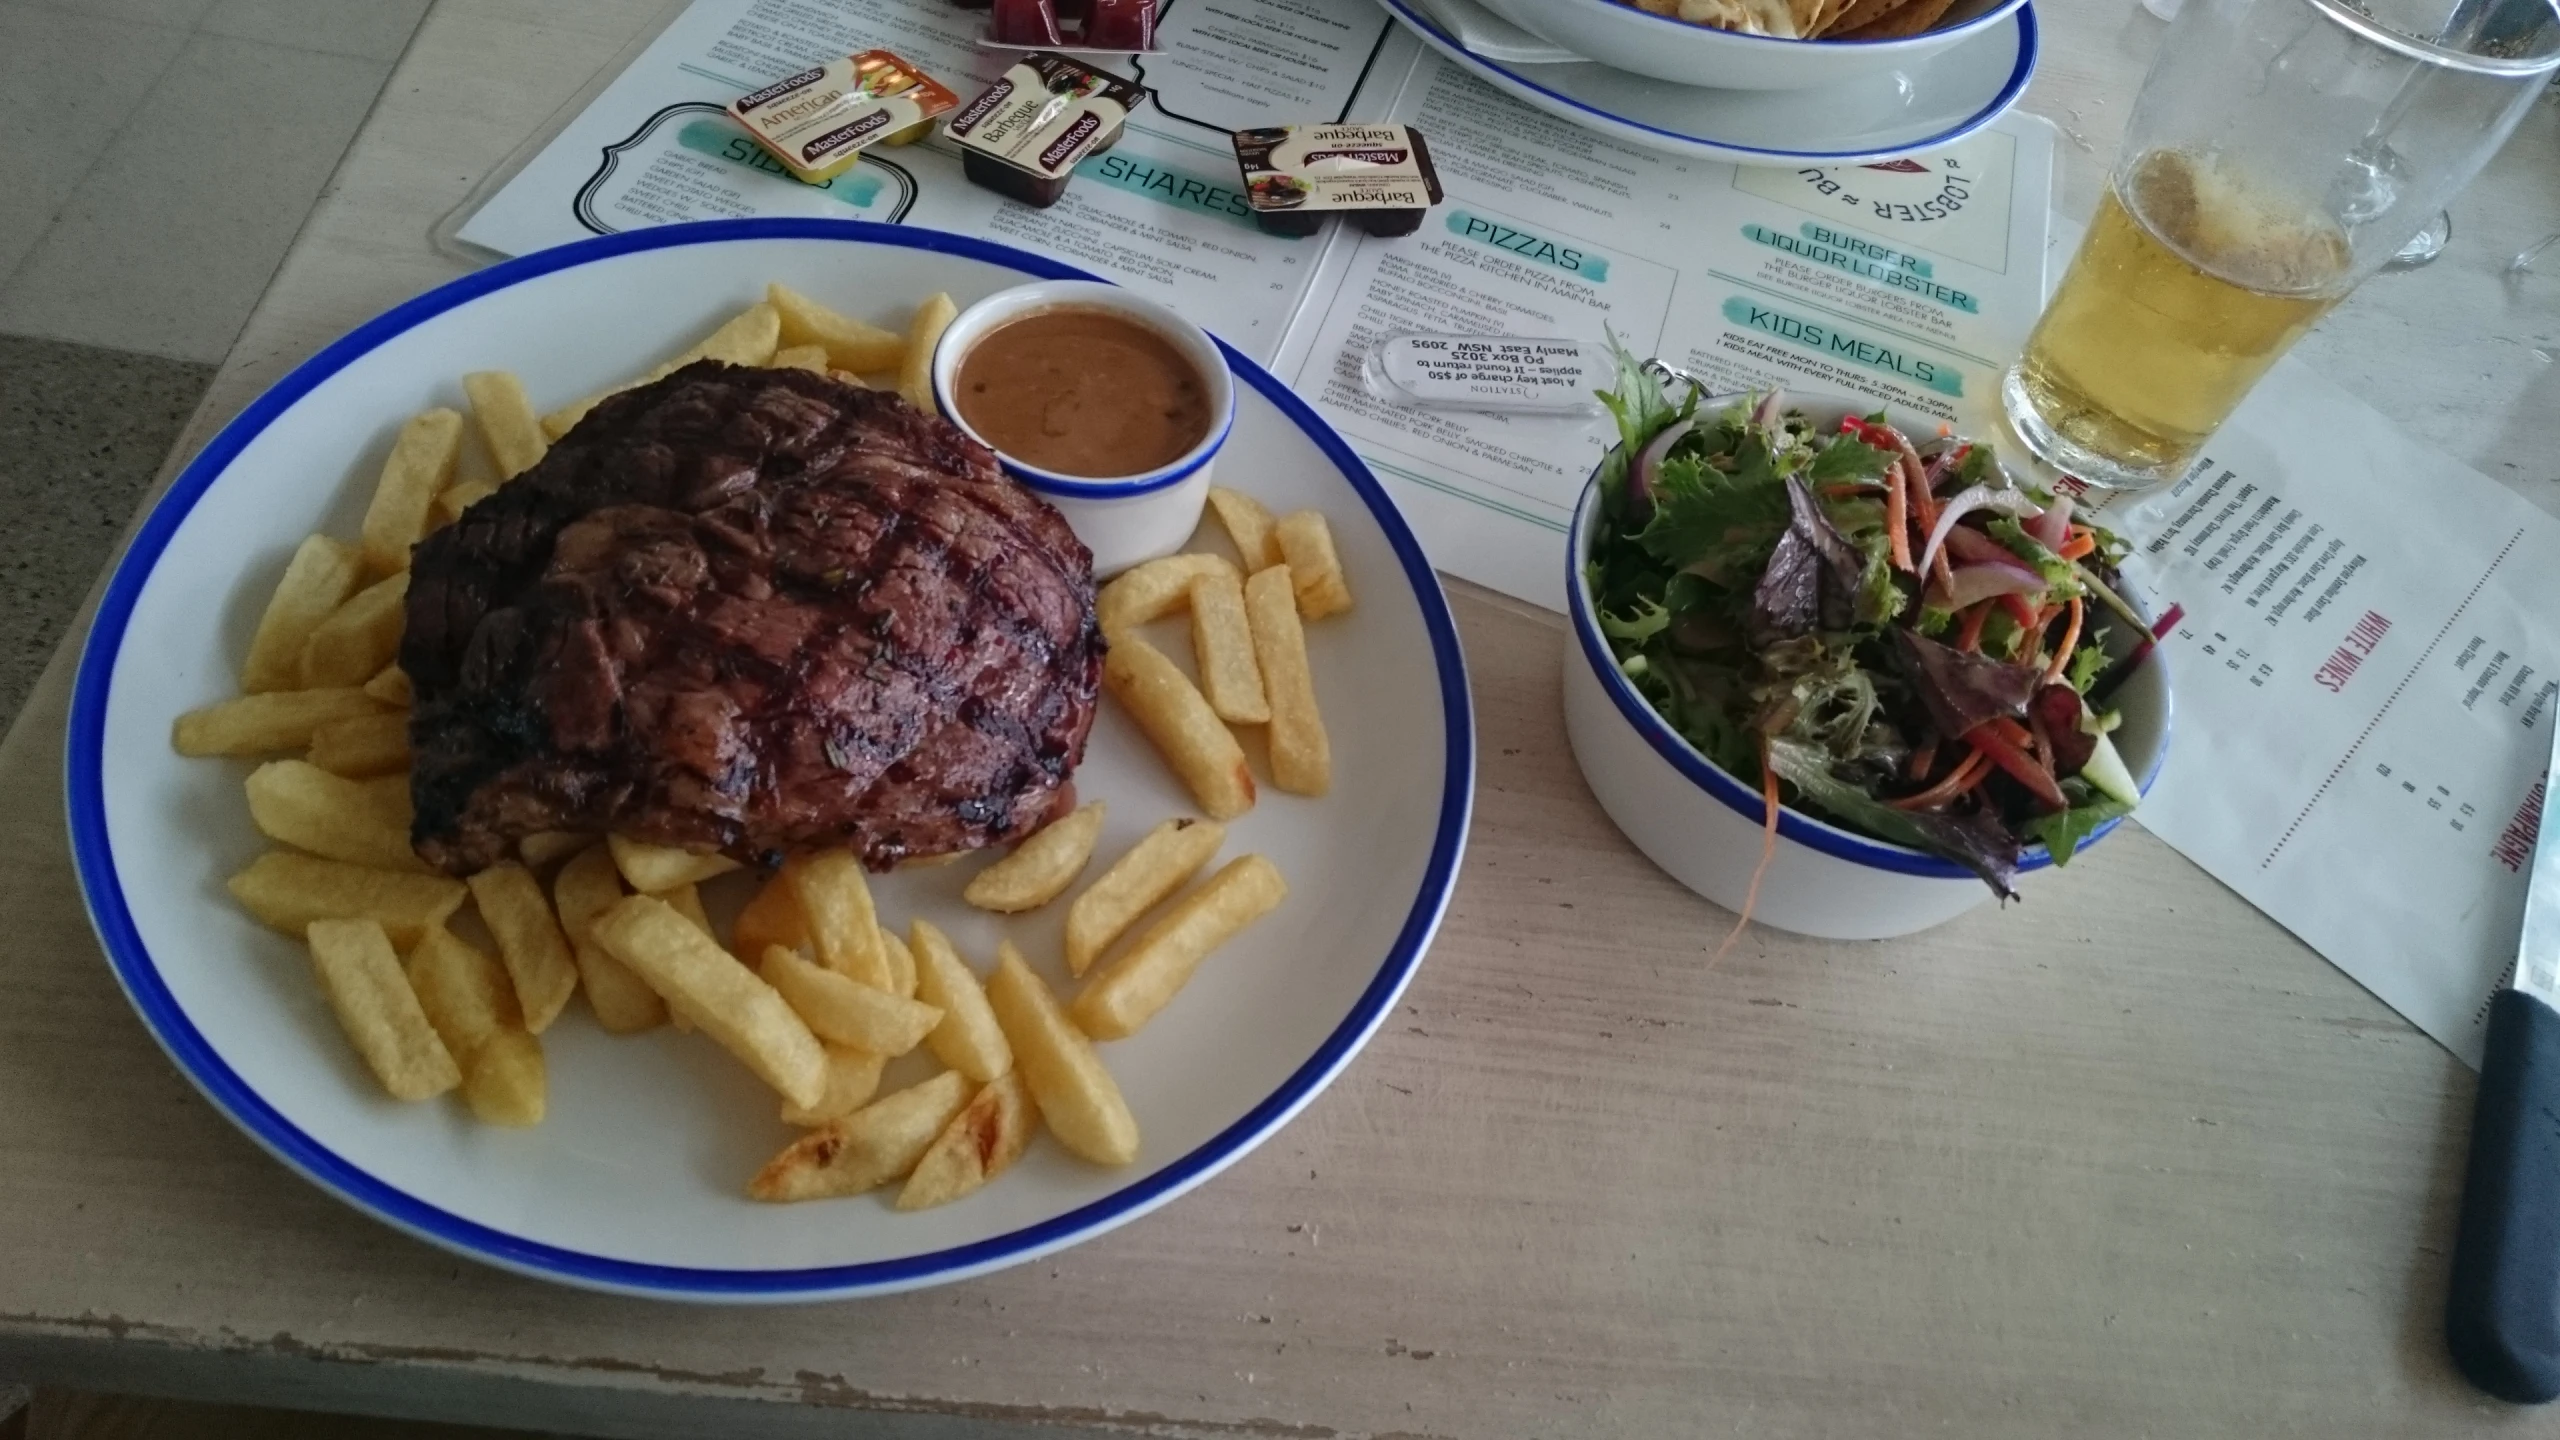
xmin=1231 ymin=124 xmax=1444 ymax=238
xmin=945 ymin=53 xmax=1148 ymax=209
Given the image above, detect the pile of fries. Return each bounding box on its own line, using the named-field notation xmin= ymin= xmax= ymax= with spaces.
xmin=169 ymin=278 xmax=1346 ymax=1213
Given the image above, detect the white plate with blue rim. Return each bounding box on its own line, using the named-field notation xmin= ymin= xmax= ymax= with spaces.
xmin=67 ymin=218 xmax=1473 ymax=1302
xmin=1382 ymin=0 xmax=2039 ymax=167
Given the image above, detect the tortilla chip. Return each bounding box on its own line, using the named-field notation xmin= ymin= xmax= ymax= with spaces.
xmin=1837 ymin=0 xmax=1957 ymax=37
xmin=1818 ymin=0 xmax=1908 ymax=35
xmin=1784 ymin=0 xmax=1828 ymax=35
xmin=1675 ymin=0 xmax=1762 ymax=27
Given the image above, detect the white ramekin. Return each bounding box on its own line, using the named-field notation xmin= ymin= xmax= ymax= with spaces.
xmin=933 ymin=279 xmax=1234 ymax=577
xmin=1563 ymin=393 xmax=2173 ymax=940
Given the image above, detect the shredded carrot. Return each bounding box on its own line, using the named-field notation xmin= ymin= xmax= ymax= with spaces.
xmin=2059 ymin=530 xmax=2096 ymax=561
xmin=1997 ymin=591 xmax=2040 ymax=632
xmin=1889 ymin=750 xmax=1991 ymax=810
xmin=1957 ymin=601 xmax=1993 ymax=653
xmin=1970 ymin=721 xmax=2067 ymax=811
xmin=2040 ymin=597 xmax=2084 ymax=687
xmin=1884 ymin=458 xmax=1913 ymax=572
xmin=1908 ymin=737 xmax=1939 ymax=782
xmin=1907 ymin=455 xmax=1939 ymax=541
xmin=1713 ymin=741 xmax=1784 ymax=965
xmin=1936 ymin=422 xmax=1955 ymax=438
xmin=1985 ymin=715 xmax=2035 ymax=749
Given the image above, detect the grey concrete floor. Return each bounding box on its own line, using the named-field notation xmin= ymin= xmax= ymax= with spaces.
xmin=0 ymin=334 xmax=212 ymax=721
xmin=0 ymin=0 xmax=432 ymax=730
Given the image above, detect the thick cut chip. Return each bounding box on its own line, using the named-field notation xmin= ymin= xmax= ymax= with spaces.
xmin=898 ymin=1070 xmax=1038 ymax=1211
xmin=405 ymin=924 xmax=522 ymax=1054
xmin=784 ymin=850 xmax=893 ymax=990
xmin=1072 ymin=854 xmax=1287 ymax=1039
xmin=245 ymin=761 xmax=422 ymax=872
xmin=1205 ymin=487 xmax=1280 ymax=571
xmin=360 ymin=409 xmax=464 ymax=575
xmin=463 ymin=1030 xmax=546 ymax=1127
xmin=878 ymin=924 xmax=917 ymax=999
xmin=771 ymin=343 xmax=830 ymax=373
xmin=466 ymin=862 xmax=580 ymax=1033
xmin=1273 ymin=511 xmax=1352 ymax=619
xmin=1245 ymin=565 xmax=1331 ymax=796
xmin=307 ymin=918 xmax=459 ymax=1101
xmin=407 ymin=926 xmax=549 ymax=1129
xmin=552 ymin=844 xmax=665 ymax=1034
xmin=732 ymin=871 xmax=814 ymax=958
xmin=301 ymin=570 xmax=409 ymax=688
xmin=658 ymin=881 xmax=714 ymax=937
xmin=461 ymin=371 xmax=548 ymax=480
xmin=242 ymin=534 xmax=361 ymax=693
xmin=1189 ymin=568 xmax=1270 ymax=724
xmin=174 ymin=687 xmax=382 ymax=757
xmin=769 ymin=282 xmax=906 ymax=372
xmin=760 ymin=946 xmax=942 ymax=1056
xmin=963 ymin=802 xmax=1105 ymax=913
xmin=779 ymin=1043 xmax=889 ymax=1126
xmin=985 ymin=942 xmax=1138 ymax=1165
xmin=591 ymin=895 xmax=827 ymax=1109
xmin=899 ymin=293 xmax=958 ymax=414
xmin=1105 ymin=638 xmax=1254 ymax=820
xmin=307 ymin=710 xmax=412 ymax=778
xmin=909 ymin=918 xmax=1013 ymax=1081
xmin=363 ymin=665 xmax=413 ymax=707
xmin=749 ymin=1069 xmax=970 ymax=1202
xmin=606 ymin=833 xmax=741 ymax=892
xmin=1097 ymin=553 xmax=1238 ymax=640
xmin=228 ymin=852 xmax=465 ymax=949
xmin=1064 ymin=817 xmax=1223 ymax=976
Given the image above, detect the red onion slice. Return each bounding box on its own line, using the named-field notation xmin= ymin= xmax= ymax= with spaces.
xmin=1625 ymin=417 xmax=1696 ymax=525
xmin=1916 ymin=484 xmax=2043 ymax=579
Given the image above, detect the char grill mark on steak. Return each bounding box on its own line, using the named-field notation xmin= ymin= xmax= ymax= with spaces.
xmin=401 ymin=361 xmax=1101 ymax=874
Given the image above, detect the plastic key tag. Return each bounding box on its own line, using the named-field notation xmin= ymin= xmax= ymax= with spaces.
xmin=1361 ymin=334 xmax=1608 ymax=417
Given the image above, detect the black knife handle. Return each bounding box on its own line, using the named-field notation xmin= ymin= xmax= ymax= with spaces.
xmin=2449 ymin=989 xmax=2560 ymax=1403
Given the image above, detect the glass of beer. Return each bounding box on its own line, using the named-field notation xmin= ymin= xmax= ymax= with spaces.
xmin=2002 ymin=0 xmax=2560 ymax=489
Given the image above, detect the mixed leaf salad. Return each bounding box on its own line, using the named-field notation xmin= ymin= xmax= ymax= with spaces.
xmin=1585 ymin=350 xmax=2155 ymax=898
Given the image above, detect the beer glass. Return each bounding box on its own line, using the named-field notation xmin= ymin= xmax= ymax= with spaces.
xmin=2001 ymin=0 xmax=2560 ymax=489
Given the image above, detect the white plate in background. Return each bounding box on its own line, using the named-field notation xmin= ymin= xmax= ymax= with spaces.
xmin=1384 ymin=0 xmax=2039 ymax=166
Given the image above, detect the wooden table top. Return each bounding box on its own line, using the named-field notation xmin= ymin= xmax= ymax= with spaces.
xmin=4 ymin=1 xmax=2557 ymax=1435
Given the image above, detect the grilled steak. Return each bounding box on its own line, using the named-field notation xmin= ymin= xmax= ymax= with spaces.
xmin=402 ymin=361 xmax=1102 ymax=875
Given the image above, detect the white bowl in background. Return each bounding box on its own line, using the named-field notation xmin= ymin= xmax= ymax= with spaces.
xmin=932 ymin=279 xmax=1234 ymax=577
xmin=1477 ymin=0 xmax=2030 ymax=90
xmin=1563 ymin=394 xmax=2171 ymax=939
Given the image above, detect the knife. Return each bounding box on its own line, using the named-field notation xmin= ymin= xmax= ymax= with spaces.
xmin=2448 ymin=714 xmax=2560 ymax=1403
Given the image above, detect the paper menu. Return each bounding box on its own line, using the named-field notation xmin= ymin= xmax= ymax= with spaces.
xmin=454 ymin=0 xmax=1420 ymax=358
xmin=1281 ymin=56 xmax=2054 ymax=609
xmin=2088 ymin=358 xmax=2560 ymax=1068
xmin=454 ymin=0 xmax=2056 ymax=611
